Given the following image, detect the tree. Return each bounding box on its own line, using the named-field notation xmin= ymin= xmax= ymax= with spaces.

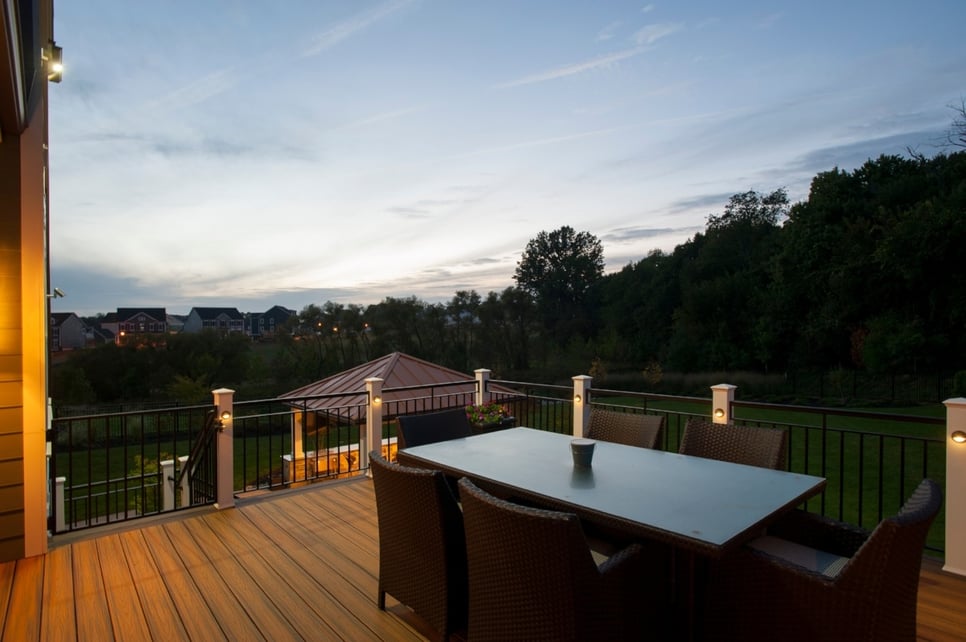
xmin=514 ymin=226 xmax=604 ymax=345
xmin=945 ymin=98 xmax=966 ymax=149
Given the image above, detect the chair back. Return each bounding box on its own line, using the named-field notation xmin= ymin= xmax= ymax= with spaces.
xmin=588 ymin=408 xmax=664 ymax=449
xmin=458 ymin=477 xmax=631 ymax=641
xmin=396 ymin=407 xmax=473 ymax=449
xmin=369 ymin=451 xmax=467 ymax=639
xmin=679 ymin=418 xmax=787 ymax=469
xmin=843 ymin=478 xmax=942 ymax=640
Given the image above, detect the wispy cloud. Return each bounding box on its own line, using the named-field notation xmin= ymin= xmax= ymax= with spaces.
xmin=443 ymin=127 xmax=622 ymax=160
xmin=495 ymin=47 xmax=646 ymax=89
xmin=331 ymin=107 xmax=421 ymax=132
xmin=633 ymin=22 xmax=683 ymax=45
xmin=302 ymin=0 xmax=418 ymax=56
xmin=146 ymin=68 xmax=237 ymax=112
xmin=596 ymin=21 xmax=623 ymax=41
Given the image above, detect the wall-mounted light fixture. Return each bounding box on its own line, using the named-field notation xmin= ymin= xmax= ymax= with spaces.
xmin=45 ymin=42 xmax=64 ymax=83
xmin=220 ymin=410 xmax=232 ymax=422
xmin=714 ymin=408 xmax=725 ymax=419
xmin=47 ymin=287 xmax=66 ymax=298
xmin=952 ymin=430 xmax=966 ymax=444
xmin=574 ymin=394 xmax=582 ymax=404
xmin=372 ymin=395 xmax=382 ymax=405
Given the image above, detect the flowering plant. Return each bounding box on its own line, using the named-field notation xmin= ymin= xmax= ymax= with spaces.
xmin=465 ymin=402 xmax=507 ymax=425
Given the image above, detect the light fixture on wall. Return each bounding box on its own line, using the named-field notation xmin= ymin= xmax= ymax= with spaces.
xmin=952 ymin=431 xmax=966 ymax=444
xmin=372 ymin=395 xmax=382 ymax=405
xmin=47 ymin=287 xmax=66 ymax=298
xmin=574 ymin=394 xmax=582 ymax=404
xmin=220 ymin=410 xmax=232 ymax=422
xmin=714 ymin=408 xmax=725 ymax=419
xmin=45 ymin=42 xmax=63 ymax=83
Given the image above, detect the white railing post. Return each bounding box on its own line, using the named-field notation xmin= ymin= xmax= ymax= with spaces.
xmin=178 ymin=455 xmax=189 ymax=508
xmin=475 ymin=369 xmax=491 ymax=405
xmin=711 ymin=384 xmax=737 ymax=424
xmin=212 ymin=388 xmax=235 ymax=509
xmin=161 ymin=459 xmax=175 ymax=512
xmin=943 ymin=398 xmax=966 ymax=577
xmin=573 ymin=375 xmax=592 ymax=438
xmin=362 ymin=377 xmax=384 ymax=473
xmin=55 ymin=477 xmax=66 ymax=533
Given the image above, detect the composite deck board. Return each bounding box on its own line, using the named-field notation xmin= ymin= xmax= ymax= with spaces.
xmin=239 ymin=503 xmax=415 ymax=642
xmin=200 ymin=510 xmax=345 ymax=640
xmin=5 ymin=555 xmax=43 ymax=641
xmin=70 ymin=538 xmax=114 ymax=641
xmin=95 ymin=535 xmax=153 ymax=641
xmin=180 ymin=517 xmax=304 ymax=641
xmin=0 ymin=476 xmax=963 ymax=641
xmin=138 ymin=525 xmax=229 ymax=642
xmin=40 ymin=546 xmax=75 ymax=641
xmin=192 ymin=512 xmax=329 ymax=639
xmin=162 ymin=519 xmax=269 ymax=641
xmin=115 ymin=530 xmax=189 ymax=642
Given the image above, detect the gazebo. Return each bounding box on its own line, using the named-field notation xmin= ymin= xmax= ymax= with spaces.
xmin=276 ymin=352 xmax=519 ymax=479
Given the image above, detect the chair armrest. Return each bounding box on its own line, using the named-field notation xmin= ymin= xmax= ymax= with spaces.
xmin=597 ymin=542 xmax=643 ymax=577
xmin=768 ymin=509 xmax=870 ymax=557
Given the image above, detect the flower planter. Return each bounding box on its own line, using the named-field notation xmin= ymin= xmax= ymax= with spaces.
xmin=471 ymin=416 xmax=516 ymax=435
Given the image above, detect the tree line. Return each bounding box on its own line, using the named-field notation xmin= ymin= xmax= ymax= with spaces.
xmin=51 ymin=149 xmax=966 ymax=405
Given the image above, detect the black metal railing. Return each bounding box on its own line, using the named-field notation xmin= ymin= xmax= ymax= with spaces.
xmin=48 ymin=403 xmax=216 ymax=533
xmin=731 ymin=399 xmax=946 ymax=554
xmin=232 ymin=394 xmax=369 ymax=491
xmin=46 ymin=376 xmax=950 ymax=555
xmin=174 ymin=408 xmax=221 ymax=505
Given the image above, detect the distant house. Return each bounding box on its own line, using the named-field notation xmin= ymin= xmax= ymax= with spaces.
xmin=248 ymin=305 xmax=296 ymax=340
xmin=116 ymin=308 xmax=168 ymax=345
xmin=166 ymin=314 xmax=186 ymax=333
xmin=99 ymin=312 xmax=119 ymax=337
xmin=184 ymin=307 xmax=245 ymax=334
xmin=49 ymin=313 xmax=88 ymax=351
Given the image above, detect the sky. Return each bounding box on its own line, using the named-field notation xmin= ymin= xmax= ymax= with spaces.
xmin=48 ymin=1 xmax=966 ymax=317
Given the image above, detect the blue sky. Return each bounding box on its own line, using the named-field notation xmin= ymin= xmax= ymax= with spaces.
xmin=49 ymin=1 xmax=966 ymax=316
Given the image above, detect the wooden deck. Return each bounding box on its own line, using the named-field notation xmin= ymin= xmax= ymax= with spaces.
xmin=1 ymin=477 xmax=965 ymax=641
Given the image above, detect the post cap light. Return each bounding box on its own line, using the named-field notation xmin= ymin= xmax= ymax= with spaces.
xmin=952 ymin=430 xmax=966 ymax=444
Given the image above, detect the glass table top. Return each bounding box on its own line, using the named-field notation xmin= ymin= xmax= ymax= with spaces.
xmin=397 ymin=427 xmax=826 ymax=555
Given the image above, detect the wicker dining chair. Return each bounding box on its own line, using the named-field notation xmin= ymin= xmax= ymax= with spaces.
xmin=458 ymin=477 xmax=660 ymax=641
xmin=396 ymin=407 xmax=473 ymax=450
xmin=702 ymin=478 xmax=942 ymax=642
xmin=588 ymin=408 xmax=665 ymax=450
xmin=369 ymin=451 xmax=467 ymax=641
xmin=678 ymin=418 xmax=787 ymax=469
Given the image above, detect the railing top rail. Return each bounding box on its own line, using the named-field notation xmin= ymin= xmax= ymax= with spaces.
xmin=732 ymin=399 xmax=945 ymax=425
xmin=490 ymin=379 xmax=572 ymax=394
xmin=588 ymin=387 xmax=710 ymax=404
xmin=50 ymin=403 xmax=215 ymax=423
xmin=381 ymin=379 xmax=477 ymax=393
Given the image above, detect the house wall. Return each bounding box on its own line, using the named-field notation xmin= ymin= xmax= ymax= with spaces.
xmin=58 ymin=315 xmax=86 ymax=349
xmin=0 ymin=0 xmax=53 ymax=562
xmin=183 ymin=311 xmax=202 ymax=333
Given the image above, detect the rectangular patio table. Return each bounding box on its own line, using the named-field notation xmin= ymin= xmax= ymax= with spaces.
xmin=395 ymin=426 xmax=826 ymax=557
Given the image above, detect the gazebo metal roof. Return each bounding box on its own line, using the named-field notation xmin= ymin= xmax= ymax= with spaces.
xmin=278 ymin=352 xmax=518 ymax=417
